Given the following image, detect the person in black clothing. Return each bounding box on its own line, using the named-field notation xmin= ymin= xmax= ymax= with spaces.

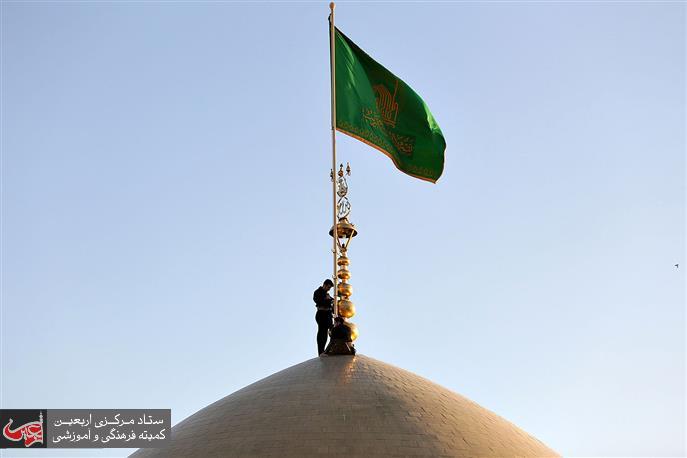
xmin=325 ymin=316 xmax=356 ymax=355
xmin=314 ymin=279 xmax=334 ymax=355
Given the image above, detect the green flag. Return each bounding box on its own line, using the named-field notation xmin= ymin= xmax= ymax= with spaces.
xmin=333 ymin=26 xmax=446 ymax=183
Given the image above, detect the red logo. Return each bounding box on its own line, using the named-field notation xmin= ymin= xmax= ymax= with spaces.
xmin=2 ymin=412 xmax=43 ymax=447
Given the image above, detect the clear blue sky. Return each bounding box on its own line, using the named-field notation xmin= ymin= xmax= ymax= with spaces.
xmin=1 ymin=2 xmax=684 ymax=457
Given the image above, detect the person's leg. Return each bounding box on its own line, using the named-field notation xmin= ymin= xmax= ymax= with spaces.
xmin=316 ymin=312 xmax=327 ymax=355
xmin=324 ymin=313 xmax=333 ymax=352
xmin=317 ymin=326 xmax=327 ymax=354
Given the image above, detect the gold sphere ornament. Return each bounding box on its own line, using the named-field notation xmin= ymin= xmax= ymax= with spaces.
xmin=337 ymin=299 xmax=355 ymax=318
xmin=337 ymin=255 xmax=350 ymax=267
xmin=337 ymin=268 xmax=351 ymax=281
xmin=337 ymin=282 xmax=353 ymax=298
xmin=344 ymin=321 xmax=358 ymax=341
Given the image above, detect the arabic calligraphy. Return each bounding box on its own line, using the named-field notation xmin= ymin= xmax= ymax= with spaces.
xmin=356 ymin=79 xmax=416 ymax=158
xmin=0 ymin=409 xmax=171 ymax=449
xmin=373 ymin=80 xmax=399 ymax=128
xmin=2 ymin=411 xmax=44 ymax=448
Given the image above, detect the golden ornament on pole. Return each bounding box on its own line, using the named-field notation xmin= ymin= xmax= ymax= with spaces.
xmin=329 ymin=163 xmax=359 ymax=340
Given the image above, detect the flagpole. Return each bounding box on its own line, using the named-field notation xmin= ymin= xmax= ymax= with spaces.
xmin=329 ymin=1 xmax=339 ymax=318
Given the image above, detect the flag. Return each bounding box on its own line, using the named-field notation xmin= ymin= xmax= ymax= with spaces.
xmin=333 ymin=26 xmax=446 ymax=183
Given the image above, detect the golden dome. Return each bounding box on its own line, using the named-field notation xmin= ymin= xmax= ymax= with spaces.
xmin=130 ymin=355 xmax=558 ymax=457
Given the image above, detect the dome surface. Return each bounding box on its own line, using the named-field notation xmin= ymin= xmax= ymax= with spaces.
xmin=131 ymin=355 xmax=557 ymax=457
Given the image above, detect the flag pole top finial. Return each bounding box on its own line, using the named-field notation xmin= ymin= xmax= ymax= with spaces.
xmin=338 ymin=163 xmax=351 ymax=177
xmin=330 ymin=2 xmax=335 ymax=11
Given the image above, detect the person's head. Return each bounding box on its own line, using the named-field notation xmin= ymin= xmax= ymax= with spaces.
xmin=334 ymin=316 xmax=344 ymax=325
xmin=323 ymin=279 xmax=334 ymax=290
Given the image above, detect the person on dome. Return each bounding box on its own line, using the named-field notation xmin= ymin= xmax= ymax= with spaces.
xmin=313 ymin=278 xmax=334 ymax=355
xmin=325 ymin=316 xmax=356 ymax=355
